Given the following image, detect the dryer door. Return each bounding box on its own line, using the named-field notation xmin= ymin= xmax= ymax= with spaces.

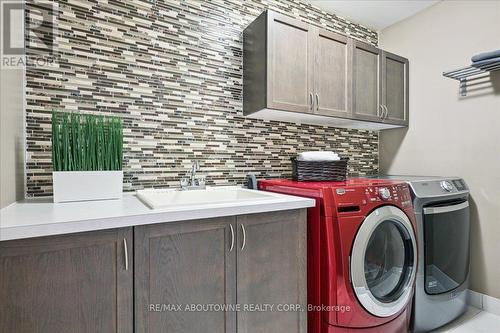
xmin=350 ymin=205 xmax=417 ymax=317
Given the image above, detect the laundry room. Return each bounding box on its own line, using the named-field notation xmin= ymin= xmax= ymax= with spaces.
xmin=0 ymin=1 xmax=499 ymax=333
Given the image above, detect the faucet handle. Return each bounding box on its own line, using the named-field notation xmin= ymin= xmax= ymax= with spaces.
xmin=180 ymin=177 xmax=190 ymax=188
xmin=198 ymin=175 xmax=206 ymax=187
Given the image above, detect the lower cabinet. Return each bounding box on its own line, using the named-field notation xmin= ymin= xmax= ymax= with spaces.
xmin=134 ymin=216 xmax=236 ymax=333
xmin=0 ymin=228 xmax=133 ymax=333
xmin=0 ymin=209 xmax=307 ymax=333
xmin=237 ymin=210 xmax=307 ymax=333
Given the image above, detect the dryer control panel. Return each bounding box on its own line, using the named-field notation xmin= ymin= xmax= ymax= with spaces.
xmin=408 ymin=178 xmax=469 ymax=198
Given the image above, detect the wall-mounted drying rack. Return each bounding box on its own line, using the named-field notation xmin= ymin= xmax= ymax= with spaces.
xmin=443 ymin=59 xmax=500 ymax=96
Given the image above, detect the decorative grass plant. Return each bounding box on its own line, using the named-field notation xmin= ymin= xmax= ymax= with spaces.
xmin=52 ymin=111 xmax=123 ymax=172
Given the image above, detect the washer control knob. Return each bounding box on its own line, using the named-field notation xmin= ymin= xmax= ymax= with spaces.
xmin=379 ymin=187 xmax=391 ymax=200
xmin=440 ymin=181 xmax=453 ymax=192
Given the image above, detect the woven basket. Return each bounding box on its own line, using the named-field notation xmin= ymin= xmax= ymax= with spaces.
xmin=291 ymin=157 xmax=348 ymax=181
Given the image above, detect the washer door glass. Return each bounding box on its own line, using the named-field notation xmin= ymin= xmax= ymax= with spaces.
xmin=364 ymin=220 xmax=412 ymax=303
xmin=350 ymin=206 xmax=417 ymax=317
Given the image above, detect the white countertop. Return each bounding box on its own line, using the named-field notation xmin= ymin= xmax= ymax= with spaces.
xmin=0 ymin=189 xmax=315 ymax=241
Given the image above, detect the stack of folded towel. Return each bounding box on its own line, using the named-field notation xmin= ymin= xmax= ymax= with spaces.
xmin=471 ymin=49 xmax=500 ymax=69
xmin=297 ymin=151 xmax=340 ymax=161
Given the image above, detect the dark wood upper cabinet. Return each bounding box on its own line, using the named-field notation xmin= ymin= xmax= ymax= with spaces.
xmin=0 ymin=228 xmax=133 ymax=333
xmin=314 ymin=29 xmax=352 ymax=118
xmin=351 ymin=40 xmax=383 ymax=122
xmin=236 ymin=210 xmax=307 ymax=333
xmin=381 ymin=51 xmax=409 ymax=125
xmin=134 ymin=217 xmax=236 ymax=333
xmin=243 ymin=10 xmax=409 ymax=129
xmin=244 ymin=10 xmax=315 ymax=115
xmin=267 ymin=11 xmax=315 ymax=113
xmin=352 ymin=42 xmax=409 ymax=126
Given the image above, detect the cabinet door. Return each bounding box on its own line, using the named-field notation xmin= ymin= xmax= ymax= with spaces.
xmin=351 ymin=40 xmax=383 ymax=122
xmin=314 ymin=28 xmax=352 ymax=118
xmin=0 ymin=228 xmax=133 ymax=333
xmin=381 ymin=51 xmax=409 ymax=125
xmin=237 ymin=210 xmax=307 ymax=333
xmin=135 ymin=217 xmax=236 ymax=333
xmin=267 ymin=11 xmax=315 ymax=113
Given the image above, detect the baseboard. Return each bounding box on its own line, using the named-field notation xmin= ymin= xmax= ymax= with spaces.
xmin=467 ymin=290 xmax=483 ymax=309
xmin=467 ymin=289 xmax=500 ymax=316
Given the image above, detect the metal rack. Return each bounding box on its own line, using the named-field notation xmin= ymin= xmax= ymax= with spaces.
xmin=443 ymin=59 xmax=500 ymax=96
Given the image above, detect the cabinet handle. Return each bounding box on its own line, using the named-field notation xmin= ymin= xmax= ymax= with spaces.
xmin=229 ymin=224 xmax=235 ymax=252
xmin=123 ymin=238 xmax=129 ymax=271
xmin=240 ymin=224 xmax=246 ymax=251
xmin=383 ymin=105 xmax=389 ymax=119
xmin=378 ymin=104 xmax=384 ymax=118
xmin=309 ymin=92 xmax=313 ymax=111
xmin=315 ymin=94 xmax=319 ymax=111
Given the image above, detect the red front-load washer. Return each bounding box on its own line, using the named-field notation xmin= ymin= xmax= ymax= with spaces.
xmin=258 ymin=178 xmax=418 ymax=333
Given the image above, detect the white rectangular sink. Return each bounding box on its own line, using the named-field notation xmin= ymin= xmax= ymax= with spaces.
xmin=136 ymin=186 xmax=278 ymax=209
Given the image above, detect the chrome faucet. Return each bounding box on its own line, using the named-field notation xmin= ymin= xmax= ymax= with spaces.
xmin=180 ymin=160 xmax=206 ymax=190
xmin=190 ymin=160 xmax=199 ymax=186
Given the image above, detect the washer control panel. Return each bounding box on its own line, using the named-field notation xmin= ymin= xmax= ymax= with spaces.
xmin=364 ymin=184 xmax=412 ymax=208
xmin=378 ymin=187 xmax=391 ymax=200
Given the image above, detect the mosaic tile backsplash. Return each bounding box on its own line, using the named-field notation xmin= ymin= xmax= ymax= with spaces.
xmin=25 ymin=0 xmax=379 ymax=197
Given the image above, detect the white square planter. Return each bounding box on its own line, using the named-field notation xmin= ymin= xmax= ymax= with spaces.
xmin=53 ymin=171 xmax=123 ymax=203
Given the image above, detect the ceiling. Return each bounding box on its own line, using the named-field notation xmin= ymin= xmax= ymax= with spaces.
xmin=305 ymin=0 xmax=440 ymax=31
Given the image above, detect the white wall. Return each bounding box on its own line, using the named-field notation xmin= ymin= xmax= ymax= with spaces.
xmin=379 ymin=0 xmax=500 ymax=298
xmin=0 ymin=5 xmax=25 ymax=208
xmin=0 ymin=70 xmax=24 ymax=208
